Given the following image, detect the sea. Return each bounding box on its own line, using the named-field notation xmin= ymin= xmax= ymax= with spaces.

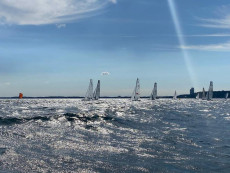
xmin=0 ymin=99 xmax=230 ymax=173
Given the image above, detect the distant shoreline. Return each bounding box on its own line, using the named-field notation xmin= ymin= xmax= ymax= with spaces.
xmin=0 ymin=90 xmax=229 ymax=99
xmin=0 ymin=96 xmax=173 ymax=99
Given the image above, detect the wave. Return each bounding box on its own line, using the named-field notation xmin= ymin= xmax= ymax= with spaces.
xmin=0 ymin=110 xmax=130 ymax=129
xmin=0 ymin=148 xmax=6 ymax=155
xmin=64 ymin=113 xmax=100 ymax=123
xmin=0 ymin=116 xmax=50 ymax=126
xmin=64 ymin=112 xmax=130 ymax=128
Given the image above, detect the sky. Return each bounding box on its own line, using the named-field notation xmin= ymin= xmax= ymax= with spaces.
xmin=0 ymin=0 xmax=230 ymax=97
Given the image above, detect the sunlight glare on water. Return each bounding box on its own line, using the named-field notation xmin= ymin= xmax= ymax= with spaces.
xmin=0 ymin=99 xmax=230 ymax=172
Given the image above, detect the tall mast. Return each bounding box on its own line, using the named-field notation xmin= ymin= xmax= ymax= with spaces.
xmin=207 ymin=81 xmax=213 ymax=100
xmin=150 ymin=82 xmax=157 ymax=100
xmin=93 ymin=80 xmax=100 ymax=100
xmin=84 ymin=79 xmax=93 ymax=100
xmin=131 ymin=78 xmax=140 ymax=101
xmin=173 ymin=90 xmax=177 ymax=99
xmin=226 ymin=92 xmax=229 ymax=99
xmin=202 ymin=88 xmax=206 ymax=100
xmin=196 ymin=93 xmax=199 ymax=99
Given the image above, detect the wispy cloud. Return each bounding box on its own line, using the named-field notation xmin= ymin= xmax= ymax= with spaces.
xmin=0 ymin=0 xmax=116 ymax=25
xmin=200 ymin=18 xmax=230 ymax=29
xmin=199 ymin=5 xmax=230 ymax=29
xmin=181 ymin=41 xmax=230 ymax=51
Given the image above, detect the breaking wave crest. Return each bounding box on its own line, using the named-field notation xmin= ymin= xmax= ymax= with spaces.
xmin=0 ymin=116 xmax=50 ymax=125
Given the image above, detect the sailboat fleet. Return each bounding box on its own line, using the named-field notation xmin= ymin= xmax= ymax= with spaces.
xmin=82 ymin=79 xmax=227 ymax=101
xmin=83 ymin=79 xmax=100 ymax=101
xmin=197 ymin=81 xmax=214 ymax=101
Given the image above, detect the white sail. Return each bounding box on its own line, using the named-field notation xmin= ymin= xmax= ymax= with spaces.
xmin=93 ymin=80 xmax=100 ymax=100
xmin=173 ymin=91 xmax=177 ymax=100
xmin=206 ymin=92 xmax=208 ymax=100
xmin=202 ymin=88 xmax=206 ymax=100
xmin=196 ymin=93 xmax=199 ymax=99
xmin=207 ymin=81 xmax=213 ymax=101
xmin=225 ymin=92 xmax=229 ymax=99
xmin=131 ymin=78 xmax=140 ymax=101
xmin=150 ymin=82 xmax=157 ymax=100
xmin=83 ymin=79 xmax=93 ymax=101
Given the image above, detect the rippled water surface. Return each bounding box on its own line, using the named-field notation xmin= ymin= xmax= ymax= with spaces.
xmin=0 ymin=99 xmax=230 ymax=172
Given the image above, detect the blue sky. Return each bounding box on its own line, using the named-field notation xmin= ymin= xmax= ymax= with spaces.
xmin=0 ymin=0 xmax=230 ymax=97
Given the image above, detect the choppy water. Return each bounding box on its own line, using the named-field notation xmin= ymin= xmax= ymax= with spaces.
xmin=0 ymin=99 xmax=230 ymax=172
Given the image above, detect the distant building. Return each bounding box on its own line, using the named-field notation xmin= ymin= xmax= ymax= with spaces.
xmin=190 ymin=87 xmax=195 ymax=95
xmin=177 ymin=87 xmax=196 ymax=98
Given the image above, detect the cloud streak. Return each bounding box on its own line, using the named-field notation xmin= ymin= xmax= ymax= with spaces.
xmin=188 ymin=33 xmax=230 ymax=37
xmin=0 ymin=0 xmax=116 ymax=25
xmin=200 ymin=18 xmax=230 ymax=29
xmin=199 ymin=5 xmax=230 ymax=29
xmin=181 ymin=41 xmax=230 ymax=51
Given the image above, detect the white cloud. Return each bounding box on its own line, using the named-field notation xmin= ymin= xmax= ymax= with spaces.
xmin=109 ymin=0 xmax=117 ymax=4
xmin=0 ymin=0 xmax=116 ymax=25
xmin=180 ymin=41 xmax=230 ymax=51
xmin=101 ymin=72 xmax=110 ymax=76
xmin=56 ymin=23 xmax=66 ymax=29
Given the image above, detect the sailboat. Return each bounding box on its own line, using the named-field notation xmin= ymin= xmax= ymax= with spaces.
xmin=83 ymin=79 xmax=94 ymax=101
xmin=202 ymin=88 xmax=206 ymax=100
xmin=207 ymin=81 xmax=213 ymax=101
xmin=19 ymin=93 xmax=23 ymax=99
xmin=225 ymin=92 xmax=228 ymax=100
xmin=131 ymin=78 xmax=140 ymax=101
xmin=173 ymin=91 xmax=177 ymax=100
xmin=150 ymin=82 xmax=157 ymax=100
xmin=93 ymin=80 xmax=100 ymax=100
xmin=196 ymin=93 xmax=199 ymax=99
